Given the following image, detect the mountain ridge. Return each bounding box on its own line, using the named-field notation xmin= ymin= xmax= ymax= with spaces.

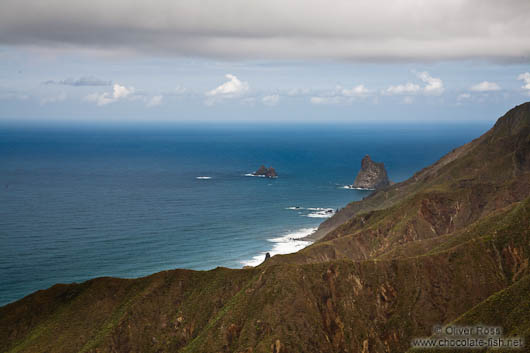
xmin=1 ymin=102 xmax=529 ymax=353
xmin=307 ymin=102 xmax=530 ymax=242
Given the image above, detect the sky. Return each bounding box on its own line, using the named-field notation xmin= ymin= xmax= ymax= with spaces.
xmin=1 ymin=0 xmax=530 ymax=126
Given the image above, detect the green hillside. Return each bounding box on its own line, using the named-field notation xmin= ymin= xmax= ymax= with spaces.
xmin=1 ymin=103 xmax=529 ymax=353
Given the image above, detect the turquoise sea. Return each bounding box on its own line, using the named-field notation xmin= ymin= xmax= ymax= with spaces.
xmin=0 ymin=123 xmax=490 ymax=306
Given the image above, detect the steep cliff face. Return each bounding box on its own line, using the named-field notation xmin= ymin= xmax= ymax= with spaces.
xmin=309 ymin=102 xmax=530 ymax=241
xmin=1 ymin=103 xmax=530 ymax=353
xmin=352 ymin=155 xmax=391 ymax=190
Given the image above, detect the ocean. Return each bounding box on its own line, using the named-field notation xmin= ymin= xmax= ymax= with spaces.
xmin=0 ymin=123 xmax=489 ymax=306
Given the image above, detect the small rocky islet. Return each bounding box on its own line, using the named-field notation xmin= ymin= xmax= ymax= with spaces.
xmin=252 ymin=165 xmax=278 ymax=178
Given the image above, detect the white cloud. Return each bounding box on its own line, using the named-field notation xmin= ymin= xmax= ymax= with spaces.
xmin=262 ymin=94 xmax=279 ymax=106
xmin=310 ymin=84 xmax=372 ymax=105
xmin=384 ymin=71 xmax=443 ymax=96
xmin=470 ymin=81 xmax=501 ymax=92
xmin=518 ymin=72 xmax=530 ymax=94
xmin=310 ymin=96 xmax=341 ymax=105
xmin=384 ymin=83 xmax=420 ymax=95
xmin=287 ymin=88 xmax=312 ymax=97
xmin=84 ymin=83 xmax=135 ymax=106
xmin=146 ymin=95 xmax=163 ymax=107
xmin=41 ymin=91 xmax=66 ymax=105
xmin=205 ymin=74 xmax=249 ymax=105
xmin=162 ymin=85 xmax=188 ymax=98
xmin=113 ymin=84 xmax=133 ymax=99
xmin=417 ymin=71 xmax=444 ymax=95
xmin=340 ymin=84 xmax=371 ymax=97
xmin=206 ymin=74 xmax=249 ymax=97
xmin=84 ymin=93 xmax=110 ymax=106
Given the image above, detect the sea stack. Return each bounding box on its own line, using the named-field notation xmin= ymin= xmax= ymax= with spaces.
xmin=352 ymin=155 xmax=390 ymax=190
xmin=253 ymin=165 xmax=278 ymax=178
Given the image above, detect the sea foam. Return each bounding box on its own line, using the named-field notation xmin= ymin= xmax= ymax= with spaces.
xmin=306 ymin=208 xmax=335 ymax=218
xmin=286 ymin=206 xmax=335 ymax=218
xmin=240 ymin=227 xmax=316 ymax=267
xmin=341 ymin=185 xmax=375 ymax=190
xmin=196 ymin=176 xmax=212 ymax=180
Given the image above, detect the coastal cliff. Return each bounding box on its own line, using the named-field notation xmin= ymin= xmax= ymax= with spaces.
xmin=1 ymin=103 xmax=530 ymax=353
xmin=351 ymin=155 xmax=390 ymax=190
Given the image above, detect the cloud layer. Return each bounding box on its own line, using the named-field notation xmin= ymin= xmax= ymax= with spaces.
xmin=43 ymin=77 xmax=111 ymax=87
xmin=385 ymin=83 xmax=420 ymax=95
xmin=470 ymin=81 xmax=501 ymax=92
xmin=1 ymin=0 xmax=529 ymax=61
xmin=262 ymin=94 xmax=279 ymax=106
xmin=310 ymin=85 xmax=372 ymax=105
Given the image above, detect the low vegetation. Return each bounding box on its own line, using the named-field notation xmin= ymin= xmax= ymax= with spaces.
xmin=1 ymin=103 xmax=529 ymax=352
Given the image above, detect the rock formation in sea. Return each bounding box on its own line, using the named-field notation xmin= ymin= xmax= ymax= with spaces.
xmin=266 ymin=167 xmax=277 ymax=178
xmin=352 ymin=155 xmax=390 ymax=190
xmin=2 ymin=102 xmax=530 ymax=353
xmin=253 ymin=165 xmax=278 ymax=178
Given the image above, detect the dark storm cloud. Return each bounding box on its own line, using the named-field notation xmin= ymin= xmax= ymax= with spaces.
xmin=1 ymin=0 xmax=530 ymax=61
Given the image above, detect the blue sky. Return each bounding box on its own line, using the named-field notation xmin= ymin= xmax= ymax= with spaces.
xmin=1 ymin=0 xmax=529 ymax=125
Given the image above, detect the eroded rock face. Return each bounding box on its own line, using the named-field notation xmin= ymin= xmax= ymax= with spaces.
xmin=352 ymin=155 xmax=390 ymax=190
xmin=253 ymin=165 xmax=278 ymax=178
xmin=254 ymin=165 xmax=268 ymax=175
